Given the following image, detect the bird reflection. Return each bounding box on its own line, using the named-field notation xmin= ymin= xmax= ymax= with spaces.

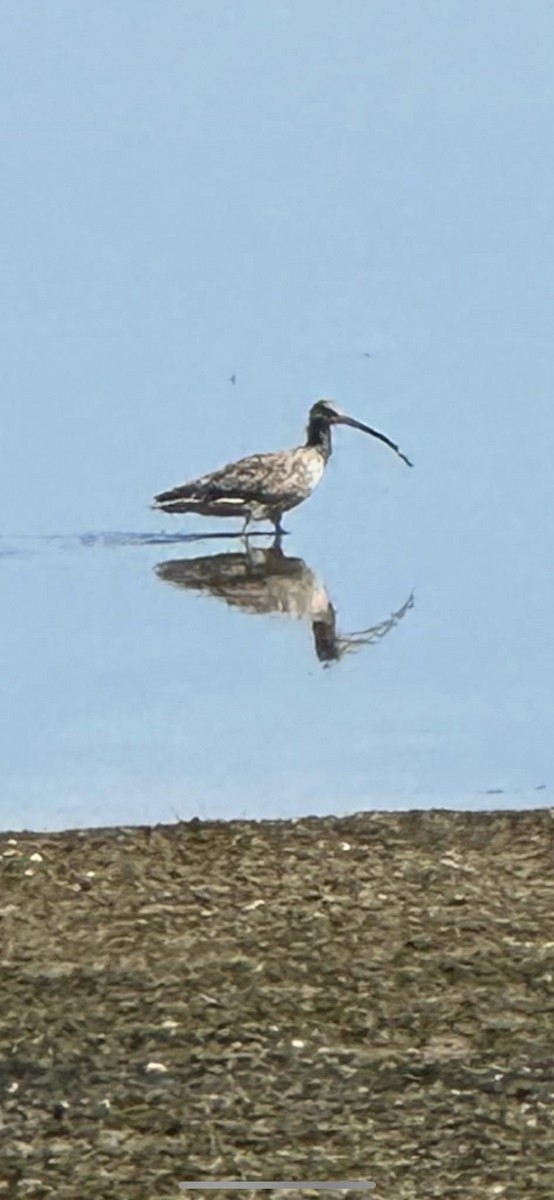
xmin=155 ymin=544 xmax=413 ymax=666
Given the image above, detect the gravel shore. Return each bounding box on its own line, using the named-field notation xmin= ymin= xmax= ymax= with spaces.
xmin=1 ymin=810 xmax=553 ymax=1199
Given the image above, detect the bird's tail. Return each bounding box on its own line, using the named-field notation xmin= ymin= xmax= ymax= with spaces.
xmin=152 ymin=481 xmax=203 ymax=514
xmin=152 ymin=496 xmax=199 ymax=515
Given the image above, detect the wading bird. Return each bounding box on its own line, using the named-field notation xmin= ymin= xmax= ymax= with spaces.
xmin=153 ymin=399 xmax=412 ymax=535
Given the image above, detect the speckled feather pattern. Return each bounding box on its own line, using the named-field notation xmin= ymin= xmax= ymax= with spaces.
xmin=154 ymin=445 xmax=327 ymax=518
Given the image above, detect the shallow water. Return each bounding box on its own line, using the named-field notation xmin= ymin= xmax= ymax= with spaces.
xmin=2 ymin=2 xmax=554 ymax=829
xmin=1 ymin=464 xmax=553 ymax=830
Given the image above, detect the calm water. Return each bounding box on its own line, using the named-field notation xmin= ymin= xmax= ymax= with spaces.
xmin=2 ymin=2 xmax=554 ymax=829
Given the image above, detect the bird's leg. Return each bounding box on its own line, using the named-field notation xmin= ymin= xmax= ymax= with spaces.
xmin=240 ymin=511 xmax=252 ymax=547
xmin=271 ymin=514 xmax=287 ymax=548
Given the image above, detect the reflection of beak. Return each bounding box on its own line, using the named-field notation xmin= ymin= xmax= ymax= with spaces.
xmin=335 ymin=413 xmax=413 ymax=468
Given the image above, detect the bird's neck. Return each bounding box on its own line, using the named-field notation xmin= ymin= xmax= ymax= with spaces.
xmin=305 ymin=416 xmax=332 ymax=461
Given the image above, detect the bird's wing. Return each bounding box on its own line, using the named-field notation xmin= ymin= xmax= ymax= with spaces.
xmin=156 ymin=450 xmax=298 ymax=506
xmin=203 ymin=452 xmax=295 ymax=499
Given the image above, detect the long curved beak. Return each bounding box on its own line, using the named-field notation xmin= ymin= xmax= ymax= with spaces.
xmin=335 ymin=414 xmax=413 ymax=467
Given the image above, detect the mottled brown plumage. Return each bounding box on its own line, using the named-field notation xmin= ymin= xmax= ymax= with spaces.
xmin=153 ymin=399 xmax=412 ymax=533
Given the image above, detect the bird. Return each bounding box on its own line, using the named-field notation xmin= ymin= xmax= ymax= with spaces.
xmin=152 ymin=398 xmax=412 ymax=536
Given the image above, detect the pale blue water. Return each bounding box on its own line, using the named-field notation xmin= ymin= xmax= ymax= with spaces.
xmin=2 ymin=1 xmax=554 ymax=829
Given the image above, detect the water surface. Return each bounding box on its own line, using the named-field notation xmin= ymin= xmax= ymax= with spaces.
xmin=1 ymin=1 xmax=554 ymax=829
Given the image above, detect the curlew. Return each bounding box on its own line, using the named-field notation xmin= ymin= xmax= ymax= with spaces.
xmin=153 ymin=399 xmax=412 ymax=535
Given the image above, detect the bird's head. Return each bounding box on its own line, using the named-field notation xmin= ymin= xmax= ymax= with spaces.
xmin=307 ymin=399 xmax=413 ymax=467
xmin=308 ymin=399 xmax=347 ymax=426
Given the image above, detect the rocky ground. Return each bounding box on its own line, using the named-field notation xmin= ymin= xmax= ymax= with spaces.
xmin=1 ymin=809 xmax=554 ymax=1199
